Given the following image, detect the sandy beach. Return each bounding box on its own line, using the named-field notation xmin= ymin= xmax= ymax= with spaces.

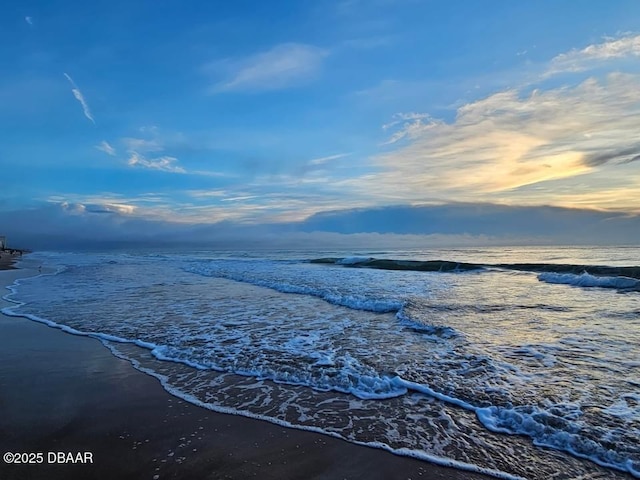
xmin=0 ymin=265 xmax=492 ymax=480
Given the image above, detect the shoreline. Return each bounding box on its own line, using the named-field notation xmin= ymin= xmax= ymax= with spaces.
xmin=0 ymin=265 xmax=492 ymax=480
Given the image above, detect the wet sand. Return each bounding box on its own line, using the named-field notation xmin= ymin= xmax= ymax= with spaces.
xmin=0 ymin=266 xmax=493 ymax=480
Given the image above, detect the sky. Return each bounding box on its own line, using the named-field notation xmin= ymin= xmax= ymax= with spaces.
xmin=2 ymin=0 xmax=640 ymax=247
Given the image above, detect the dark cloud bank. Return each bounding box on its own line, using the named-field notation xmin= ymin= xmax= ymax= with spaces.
xmin=1 ymin=203 xmax=639 ymax=251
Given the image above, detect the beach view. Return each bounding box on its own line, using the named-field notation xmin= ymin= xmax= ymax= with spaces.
xmin=2 ymin=2 xmax=640 ymax=479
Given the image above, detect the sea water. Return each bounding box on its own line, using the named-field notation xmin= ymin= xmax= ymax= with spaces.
xmin=2 ymin=246 xmax=639 ymax=479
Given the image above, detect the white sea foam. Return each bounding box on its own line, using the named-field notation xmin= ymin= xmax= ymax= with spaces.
xmin=603 ymin=395 xmax=640 ymax=419
xmin=538 ymin=271 xmax=639 ymax=289
xmin=395 ymin=306 xmax=459 ymax=338
xmin=508 ymin=345 xmax=557 ymax=367
xmin=184 ymin=260 xmax=417 ymax=313
xmin=4 ymin=250 xmax=639 ymax=479
xmin=102 ymin=341 xmax=525 ymax=480
xmin=477 ymin=405 xmax=640 ymax=477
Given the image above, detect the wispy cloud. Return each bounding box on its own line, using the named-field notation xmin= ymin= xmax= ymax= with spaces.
xmin=207 ymin=43 xmax=327 ymax=93
xmin=583 ymin=145 xmax=640 ymax=167
xmin=47 ymin=185 xmax=363 ymax=225
xmin=95 ymin=140 xmax=116 ymax=156
xmin=546 ymin=34 xmax=640 ymax=76
xmin=63 ymin=73 xmax=95 ymax=124
xmin=308 ymin=153 xmax=350 ymax=166
xmin=185 ymin=189 xmax=229 ymax=198
xmin=25 ymin=16 xmax=33 ymax=26
xmin=47 ymin=193 xmax=172 ymax=217
xmin=53 ymin=198 xmax=137 ymax=216
xmin=119 ymin=127 xmax=186 ymax=173
xmin=127 ymin=152 xmax=185 ymax=173
xmin=382 ymin=112 xmax=433 ymax=130
xmin=82 ymin=203 xmax=136 ymax=215
xmin=381 ymin=113 xmax=442 ymax=144
xmin=122 ymin=136 xmax=163 ymax=153
xmin=365 ymin=72 xmax=640 ymax=208
xmin=220 ymin=195 xmax=260 ymax=202
xmin=106 ymin=127 xmax=229 ymax=177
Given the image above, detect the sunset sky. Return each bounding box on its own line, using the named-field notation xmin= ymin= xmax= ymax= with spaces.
xmin=2 ymin=1 xmax=640 ymax=246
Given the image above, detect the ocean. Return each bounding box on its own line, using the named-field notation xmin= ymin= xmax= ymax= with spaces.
xmin=2 ymin=246 xmax=639 ymax=479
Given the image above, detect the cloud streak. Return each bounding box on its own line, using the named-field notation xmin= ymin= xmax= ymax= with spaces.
xmin=308 ymin=153 xmax=350 ymax=166
xmin=546 ymin=34 xmax=640 ymax=76
xmin=583 ymin=145 xmax=640 ymax=167
xmin=96 ymin=141 xmax=116 ymax=156
xmin=63 ymin=73 xmax=95 ymax=124
xmin=208 ymin=43 xmax=327 ymax=93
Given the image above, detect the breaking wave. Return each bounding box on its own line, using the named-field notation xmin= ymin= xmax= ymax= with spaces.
xmin=537 ymin=272 xmax=640 ymax=290
xmin=311 ymin=257 xmax=640 ymax=289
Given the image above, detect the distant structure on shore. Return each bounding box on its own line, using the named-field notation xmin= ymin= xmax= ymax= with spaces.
xmin=0 ymin=236 xmax=27 ymax=255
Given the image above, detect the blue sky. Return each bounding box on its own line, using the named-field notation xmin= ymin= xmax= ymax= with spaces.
xmin=2 ymin=1 xmax=640 ymax=246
